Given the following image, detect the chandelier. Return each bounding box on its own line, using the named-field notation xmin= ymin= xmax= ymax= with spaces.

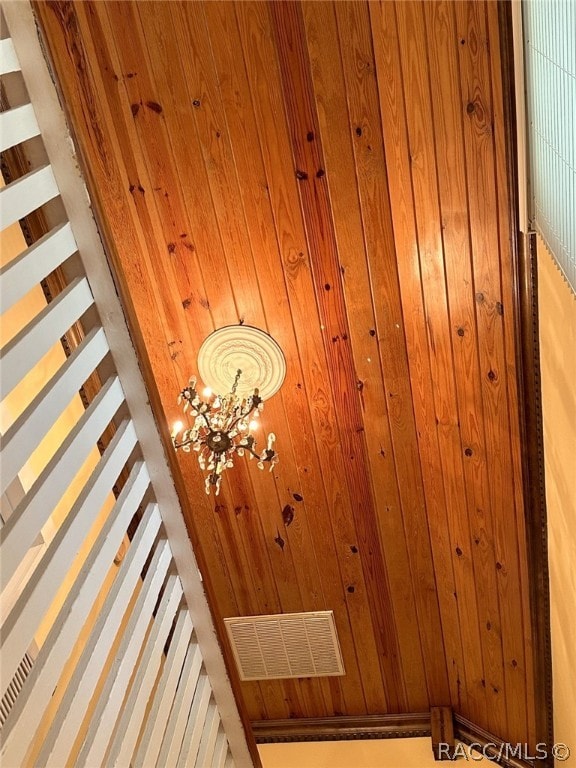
xmin=171 ymin=325 xmax=285 ymax=495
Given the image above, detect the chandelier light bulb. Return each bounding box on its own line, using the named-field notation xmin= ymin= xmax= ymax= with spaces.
xmin=171 ymin=421 xmax=184 ymax=438
xmin=249 ymin=419 xmax=260 ymax=431
xmin=203 ymin=386 xmax=212 ymax=398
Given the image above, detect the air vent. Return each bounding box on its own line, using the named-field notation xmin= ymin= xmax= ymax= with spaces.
xmin=224 ymin=611 xmax=345 ymax=681
xmin=0 ymin=651 xmax=34 ymax=727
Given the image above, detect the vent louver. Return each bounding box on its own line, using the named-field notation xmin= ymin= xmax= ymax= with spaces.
xmin=0 ymin=651 xmax=34 ymax=727
xmin=224 ymin=611 xmax=344 ymax=681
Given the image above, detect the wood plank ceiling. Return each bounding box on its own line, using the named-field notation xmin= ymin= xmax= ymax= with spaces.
xmin=36 ymin=0 xmax=537 ymax=748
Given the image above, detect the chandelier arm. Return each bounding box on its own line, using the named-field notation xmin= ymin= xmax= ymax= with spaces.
xmin=228 ymin=406 xmax=256 ymax=432
xmin=173 ymin=435 xmax=197 ymax=450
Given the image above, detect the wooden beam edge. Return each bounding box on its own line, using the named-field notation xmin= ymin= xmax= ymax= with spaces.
xmin=252 ymin=713 xmax=431 ymax=743
xmin=497 ymin=0 xmax=554 ymax=761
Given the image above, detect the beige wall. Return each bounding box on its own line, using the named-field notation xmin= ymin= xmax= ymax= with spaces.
xmin=259 ymin=737 xmax=452 ymax=768
xmin=538 ymin=238 xmax=576 ymax=766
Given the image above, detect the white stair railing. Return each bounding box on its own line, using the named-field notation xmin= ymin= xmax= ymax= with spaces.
xmin=0 ymin=3 xmax=252 ymax=766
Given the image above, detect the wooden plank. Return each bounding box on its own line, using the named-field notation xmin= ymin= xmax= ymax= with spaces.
xmin=0 ymin=419 xmax=137 ymax=692
xmin=0 ymin=222 xmax=77 ymax=313
xmin=77 ymin=539 xmax=172 ymax=767
xmin=431 ymin=706 xmax=455 ymax=761
xmin=133 ymin=610 xmax=194 ymax=768
xmin=0 ymin=375 xmax=124 ymax=588
xmin=0 ymin=37 xmax=19 ymax=74
xmin=235 ymin=0 xmax=370 ymax=717
xmin=0 ymin=275 xmax=93 ymax=399
xmin=369 ymin=0 xmax=487 ymax=723
xmin=0 ymin=326 xmax=109 ymax=495
xmin=107 ymin=575 xmax=183 ymax=767
xmin=0 ymin=102 xmax=40 ymax=151
xmin=486 ymin=0 xmax=537 ymax=747
xmin=304 ymin=0 xmax=454 ymax=712
xmin=129 ymin=10 xmax=313 ymax=713
xmin=394 ymin=0 xmax=501 ymax=720
xmin=169 ymin=0 xmax=322 ymax=634
xmin=486 ymin=0 xmax=539 ymax=745
xmin=166 ymin=0 xmax=352 ymax=717
xmin=36 ymin=503 xmax=162 ymax=768
xmin=0 ymin=460 xmax=150 ymax=768
xmin=157 ymin=653 xmax=205 ymax=768
xmin=455 ymin=0 xmax=528 ymax=741
xmin=0 ymin=164 xmax=58 ymax=229
xmin=268 ymin=0 xmax=404 ymax=714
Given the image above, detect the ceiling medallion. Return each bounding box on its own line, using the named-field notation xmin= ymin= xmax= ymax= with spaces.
xmin=171 ymin=325 xmax=286 ymax=495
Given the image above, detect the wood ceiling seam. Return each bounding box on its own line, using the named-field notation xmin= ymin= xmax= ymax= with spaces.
xmin=396 ymin=0 xmax=495 ymax=719
xmin=419 ymin=0 xmax=487 ymax=724
xmin=202 ymin=0 xmax=342 ymax=717
xmin=303 ymin=0 xmax=430 ymax=712
xmin=164 ymin=0 xmax=301 ymax=638
xmin=370 ymin=0 xmax=482 ymax=720
xmin=268 ymin=1 xmax=400 ymax=712
xmin=455 ymin=0 xmax=528 ymax=742
xmin=91 ymin=1 xmax=200 ymax=383
xmin=269 ymin=0 xmax=407 ymax=714
xmin=396 ymin=0 xmax=484 ymax=732
xmin=485 ymin=0 xmax=535 ymax=746
xmin=351 ymin=0 xmax=455 ymax=710
xmin=123 ymin=0 xmax=287 ymax=670
xmin=391 ymin=0 xmax=469 ymax=712
xmin=234 ymin=0 xmax=376 ymax=717
xmin=180 ymin=0 xmax=368 ymax=716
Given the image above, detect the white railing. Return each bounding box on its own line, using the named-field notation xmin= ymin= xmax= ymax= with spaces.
xmin=0 ymin=3 xmax=251 ymax=766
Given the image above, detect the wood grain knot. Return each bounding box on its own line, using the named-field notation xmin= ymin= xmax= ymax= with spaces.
xmin=282 ymin=505 xmax=294 ymax=526
xmin=146 ymin=101 xmax=162 ymax=114
xmin=464 ymin=448 xmax=473 ymax=457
